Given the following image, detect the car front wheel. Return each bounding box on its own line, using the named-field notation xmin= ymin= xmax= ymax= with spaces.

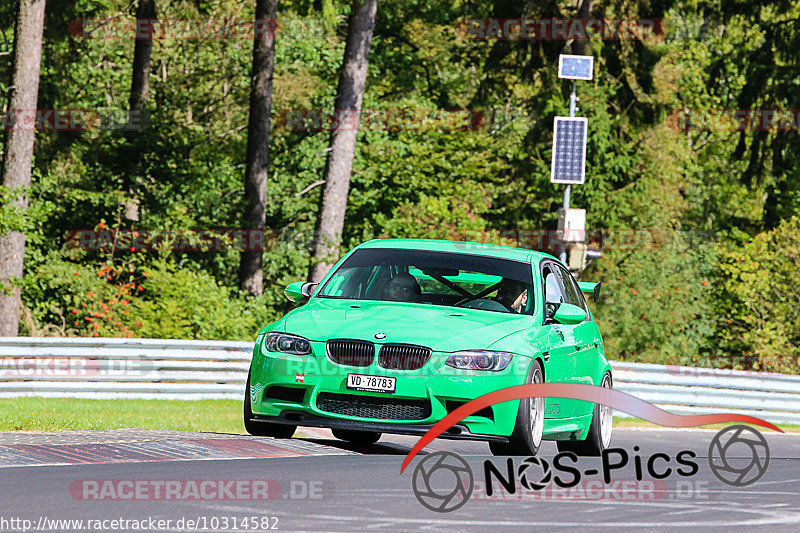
xmin=489 ymin=359 xmax=545 ymax=456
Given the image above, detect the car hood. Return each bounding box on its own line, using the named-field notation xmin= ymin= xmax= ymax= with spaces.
xmin=281 ymin=298 xmax=533 ymax=353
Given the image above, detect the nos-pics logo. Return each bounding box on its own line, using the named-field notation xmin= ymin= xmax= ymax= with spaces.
xmin=412 ymin=451 xmax=474 ymax=513
xmin=411 ymin=425 xmax=770 ymax=513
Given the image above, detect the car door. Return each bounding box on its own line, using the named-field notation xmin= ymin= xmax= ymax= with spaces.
xmin=539 ymin=260 xmax=582 ymax=419
xmin=553 ymin=263 xmax=601 ymax=417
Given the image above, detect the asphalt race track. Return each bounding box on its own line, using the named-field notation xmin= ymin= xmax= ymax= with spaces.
xmin=0 ymin=427 xmax=798 ymax=532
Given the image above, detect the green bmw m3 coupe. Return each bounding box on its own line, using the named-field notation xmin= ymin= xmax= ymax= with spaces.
xmin=245 ymin=238 xmax=612 ymax=456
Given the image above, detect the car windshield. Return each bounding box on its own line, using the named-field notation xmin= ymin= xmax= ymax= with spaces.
xmin=317 ymin=248 xmax=534 ymax=314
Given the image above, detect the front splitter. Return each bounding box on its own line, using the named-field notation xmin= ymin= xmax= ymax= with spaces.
xmin=251 ymin=411 xmax=509 ymax=442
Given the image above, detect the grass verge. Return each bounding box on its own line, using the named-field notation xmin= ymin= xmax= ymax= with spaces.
xmin=0 ymin=398 xmax=243 ymax=433
xmin=1 ymin=398 xmax=796 ymax=434
xmin=613 ymin=416 xmax=799 ymax=433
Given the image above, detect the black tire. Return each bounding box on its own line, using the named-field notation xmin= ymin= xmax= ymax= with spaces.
xmin=244 ymin=372 xmax=296 ymax=438
xmin=489 ymin=359 xmax=545 ymax=456
xmin=557 ymin=372 xmax=613 ymax=456
xmin=331 ymin=429 xmax=381 ymax=444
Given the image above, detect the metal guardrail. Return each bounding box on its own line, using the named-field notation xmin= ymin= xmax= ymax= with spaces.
xmin=0 ymin=337 xmax=252 ymax=401
xmin=1 ymin=338 xmax=798 ymax=424
xmin=612 ymin=361 xmax=800 ymax=424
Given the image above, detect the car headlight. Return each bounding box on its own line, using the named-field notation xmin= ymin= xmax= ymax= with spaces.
xmin=445 ymin=350 xmax=513 ymax=371
xmin=264 ymin=333 xmax=312 ymax=356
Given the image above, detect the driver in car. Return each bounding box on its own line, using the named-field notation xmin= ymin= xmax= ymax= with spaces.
xmin=384 ymin=272 xmax=422 ymax=302
xmin=495 ymin=279 xmax=528 ymax=313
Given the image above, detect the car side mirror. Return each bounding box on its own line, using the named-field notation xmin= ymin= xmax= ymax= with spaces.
xmin=551 ymin=303 xmax=586 ymax=325
xmin=578 ymin=281 xmax=602 ymax=302
xmin=284 ymin=281 xmax=318 ymax=303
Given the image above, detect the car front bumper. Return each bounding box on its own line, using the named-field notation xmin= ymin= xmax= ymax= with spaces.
xmin=248 ymin=341 xmax=532 ymax=439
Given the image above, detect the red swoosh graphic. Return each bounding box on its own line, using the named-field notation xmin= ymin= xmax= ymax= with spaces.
xmin=400 ymin=383 xmax=783 ymax=473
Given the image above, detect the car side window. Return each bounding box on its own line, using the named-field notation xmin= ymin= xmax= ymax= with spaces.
xmin=544 ymin=269 xmax=564 ymax=303
xmin=567 ymin=273 xmax=589 ymax=312
xmin=555 ymin=265 xmax=588 ymax=318
xmin=541 ymin=263 xmax=568 ymax=321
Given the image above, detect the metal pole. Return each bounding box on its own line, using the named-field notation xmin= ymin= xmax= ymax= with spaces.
xmin=569 ymin=81 xmax=577 ymax=116
xmin=560 ymin=82 xmax=578 ymax=263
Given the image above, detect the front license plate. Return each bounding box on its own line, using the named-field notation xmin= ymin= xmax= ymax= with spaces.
xmin=346 ymin=374 xmax=396 ymax=393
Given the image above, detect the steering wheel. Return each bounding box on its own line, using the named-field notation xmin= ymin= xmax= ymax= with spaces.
xmin=460 ymin=299 xmax=510 ymax=312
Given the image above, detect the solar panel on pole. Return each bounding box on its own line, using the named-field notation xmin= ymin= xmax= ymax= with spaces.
xmin=558 ymin=54 xmax=594 ymax=81
xmin=550 ymin=116 xmax=588 ymax=185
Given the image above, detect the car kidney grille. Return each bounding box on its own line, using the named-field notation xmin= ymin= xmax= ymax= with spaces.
xmin=326 ymin=339 xmax=375 ymax=367
xmin=378 ymin=344 xmax=431 ymax=370
xmin=317 ymin=392 xmax=431 ymax=420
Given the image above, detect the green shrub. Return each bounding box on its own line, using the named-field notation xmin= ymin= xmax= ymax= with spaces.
xmin=711 ymin=218 xmax=800 ymax=373
xmin=588 ymin=230 xmax=716 ymax=366
xmin=22 ymin=257 xmax=276 ymax=341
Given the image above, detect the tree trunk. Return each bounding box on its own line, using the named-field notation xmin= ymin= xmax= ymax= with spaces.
xmin=308 ymin=0 xmax=377 ymax=282
xmin=124 ymin=0 xmax=157 ymax=223
xmin=238 ymin=0 xmax=278 ymax=296
xmin=0 ymin=0 xmax=46 ymax=337
xmin=571 ymin=0 xmax=593 ymax=55
xmin=128 ymin=0 xmax=156 ymax=116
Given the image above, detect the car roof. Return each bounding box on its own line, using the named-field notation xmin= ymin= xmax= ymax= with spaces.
xmin=358 ymin=238 xmax=558 ymax=264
